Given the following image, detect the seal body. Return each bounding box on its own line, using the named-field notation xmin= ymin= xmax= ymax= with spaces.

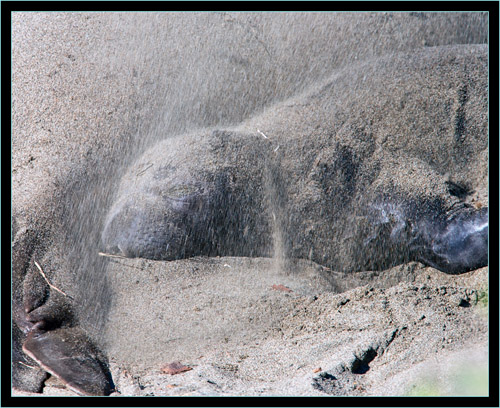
xmin=101 ymin=45 xmax=489 ymax=275
xmin=102 ymin=129 xmax=488 ymax=275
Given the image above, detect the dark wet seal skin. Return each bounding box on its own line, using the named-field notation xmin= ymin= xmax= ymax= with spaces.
xmin=412 ymin=206 xmax=488 ymax=274
xmin=364 ymin=196 xmax=488 ymax=274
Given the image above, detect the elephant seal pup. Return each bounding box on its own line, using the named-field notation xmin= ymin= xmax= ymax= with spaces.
xmin=101 ymin=133 xmax=488 ymax=275
xmin=102 ymin=45 xmax=488 ymax=275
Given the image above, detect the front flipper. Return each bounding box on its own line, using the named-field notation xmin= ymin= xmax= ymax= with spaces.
xmin=23 ymin=326 xmax=114 ymax=396
xmin=12 ymin=324 xmax=48 ymax=393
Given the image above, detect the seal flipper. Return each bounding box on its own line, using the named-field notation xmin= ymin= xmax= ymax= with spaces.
xmin=13 ymin=252 xmax=113 ymax=396
xmin=23 ymin=326 xmax=114 ymax=396
xmin=12 ymin=324 xmax=49 ymax=393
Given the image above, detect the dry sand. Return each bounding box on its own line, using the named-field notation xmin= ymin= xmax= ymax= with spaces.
xmin=13 ymin=258 xmax=489 ymax=397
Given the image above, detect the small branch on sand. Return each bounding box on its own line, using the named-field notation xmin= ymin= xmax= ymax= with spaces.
xmin=257 ymin=129 xmax=269 ymax=139
xmin=98 ymin=252 xmax=146 ymax=271
xmin=34 ymin=261 xmax=73 ymax=299
xmin=136 ymin=163 xmax=153 ymax=177
xmin=18 ymin=361 xmax=36 ymax=369
xmin=98 ymin=252 xmax=129 ymax=260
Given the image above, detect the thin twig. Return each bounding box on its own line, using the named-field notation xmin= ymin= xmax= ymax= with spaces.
xmin=136 ymin=163 xmax=153 ymax=176
xmin=98 ymin=251 xmax=129 ymax=260
xmin=18 ymin=361 xmax=36 ymax=369
xmin=33 ymin=261 xmax=73 ymax=299
xmin=257 ymin=129 xmax=269 ymax=139
xmin=98 ymin=252 xmax=146 ymax=271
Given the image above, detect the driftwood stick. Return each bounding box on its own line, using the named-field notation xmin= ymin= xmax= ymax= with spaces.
xmin=257 ymin=129 xmax=269 ymax=139
xmin=33 ymin=261 xmax=73 ymax=299
xmin=98 ymin=251 xmax=129 ymax=260
xmin=136 ymin=163 xmax=153 ymax=176
xmin=18 ymin=361 xmax=36 ymax=369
